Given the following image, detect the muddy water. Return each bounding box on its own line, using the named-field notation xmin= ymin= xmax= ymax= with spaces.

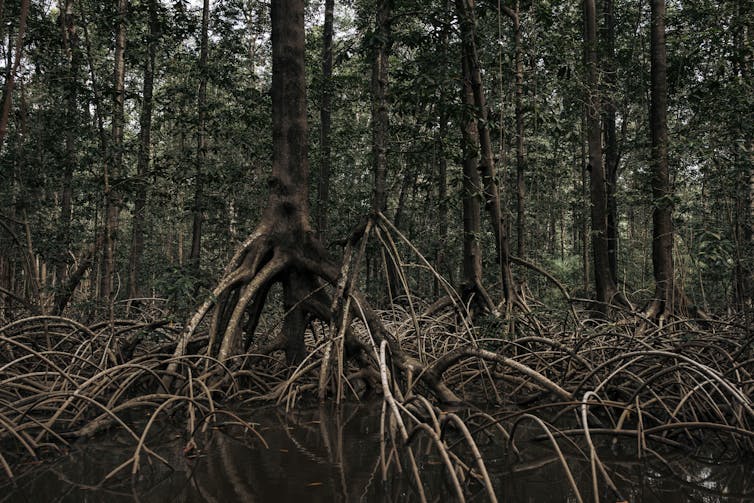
xmin=4 ymin=403 xmax=753 ymax=502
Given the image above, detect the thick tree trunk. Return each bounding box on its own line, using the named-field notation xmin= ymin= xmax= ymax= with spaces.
xmin=168 ymin=0 xmax=465 ymax=406
xmin=102 ymin=0 xmax=128 ymax=303
xmin=645 ymin=0 xmax=674 ymax=319
xmin=0 ymin=0 xmax=29 ymax=149
xmin=127 ymin=0 xmax=158 ymax=300
xmin=190 ymin=0 xmax=210 ymax=273
xmin=316 ymin=0 xmax=334 ymax=239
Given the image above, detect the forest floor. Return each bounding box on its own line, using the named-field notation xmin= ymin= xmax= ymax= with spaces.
xmin=0 ymin=294 xmax=752 ymax=501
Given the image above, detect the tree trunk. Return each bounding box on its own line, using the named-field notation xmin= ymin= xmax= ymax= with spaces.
xmin=165 ymin=0 xmax=460 ymax=404
xmin=513 ymin=2 xmax=526 ymax=261
xmin=434 ymin=6 xmax=451 ymax=296
xmin=457 ymin=0 xmax=515 ymax=305
xmin=735 ymin=0 xmax=754 ymax=310
xmin=371 ymin=0 xmax=391 ymax=214
xmin=460 ymin=53 xmax=487 ymax=312
xmin=603 ymin=0 xmax=619 ymax=284
xmin=316 ymin=0 xmax=334 ymax=239
xmin=101 ymin=0 xmax=128 ymax=303
xmin=0 ymin=0 xmax=29 ymax=150
xmin=581 ymin=113 xmax=590 ymax=293
xmin=584 ymin=0 xmax=619 ymax=311
xmin=190 ymin=0 xmax=210 ymax=273
xmin=645 ymin=0 xmax=674 ymax=319
xmin=644 ymin=0 xmax=676 ymax=317
xmin=127 ymin=0 xmax=159 ymax=300
xmin=57 ymin=0 xmax=79 ymax=287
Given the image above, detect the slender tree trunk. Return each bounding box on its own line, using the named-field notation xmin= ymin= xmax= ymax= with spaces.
xmin=371 ymin=0 xmax=391 ymax=214
xmin=370 ymin=0 xmax=399 ymax=300
xmin=513 ymin=2 xmax=526 ymax=261
xmin=581 ymin=113 xmax=590 ymax=293
xmin=0 ymin=0 xmax=29 ymax=150
xmin=316 ymin=0 xmax=334 ymax=239
xmin=127 ymin=0 xmax=158 ymax=300
xmin=460 ymin=55 xmax=485 ymax=305
xmin=646 ymin=0 xmax=673 ymax=318
xmin=57 ymin=0 xmax=79 ymax=287
xmin=190 ymin=0 xmax=210 ymax=273
xmin=457 ymin=0 xmax=515 ymax=305
xmin=102 ymin=0 xmax=128 ymax=303
xmin=603 ymin=0 xmax=619 ymax=284
xmin=435 ymin=113 xmax=449 ymax=294
xmin=584 ymin=0 xmax=618 ymax=310
xmin=434 ymin=5 xmax=451 ymax=296
xmin=738 ymin=0 xmax=753 ymax=309
xmin=393 ymin=166 xmax=415 ymax=230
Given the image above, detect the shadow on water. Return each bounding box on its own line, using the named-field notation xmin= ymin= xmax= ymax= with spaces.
xmin=3 ymin=402 xmax=754 ymax=502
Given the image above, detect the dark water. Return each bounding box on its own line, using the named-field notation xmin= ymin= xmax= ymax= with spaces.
xmin=3 ymin=403 xmax=754 ymax=502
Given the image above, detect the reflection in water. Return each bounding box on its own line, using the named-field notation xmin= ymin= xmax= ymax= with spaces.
xmin=3 ymin=403 xmax=753 ymax=502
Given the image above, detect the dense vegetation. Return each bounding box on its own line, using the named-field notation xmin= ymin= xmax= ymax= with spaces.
xmin=0 ymin=0 xmax=752 ymax=500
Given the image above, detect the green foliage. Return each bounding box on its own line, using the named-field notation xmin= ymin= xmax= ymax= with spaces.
xmin=0 ymin=0 xmax=751 ymax=315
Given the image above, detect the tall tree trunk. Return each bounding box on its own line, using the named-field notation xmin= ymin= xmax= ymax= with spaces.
xmin=127 ymin=0 xmax=158 ymax=300
xmin=316 ymin=0 xmax=334 ymax=239
xmin=457 ymin=0 xmax=515 ymax=305
xmin=371 ymin=0 xmax=398 ymax=301
xmin=371 ymin=0 xmax=391 ymax=214
xmin=269 ymin=0 xmax=312 ymax=363
xmin=736 ymin=0 xmax=753 ymax=310
xmin=739 ymin=0 xmax=754 ymax=308
xmin=460 ymin=53 xmax=486 ymax=310
xmin=581 ymin=112 xmax=590 ymax=293
xmin=603 ymin=0 xmax=619 ymax=284
xmin=190 ymin=0 xmax=210 ymax=273
xmin=584 ymin=0 xmax=618 ymax=311
xmin=0 ymin=0 xmax=29 ymax=150
xmin=513 ymin=2 xmax=526 ymax=261
xmin=646 ymin=0 xmax=673 ymax=319
xmin=102 ymin=0 xmax=128 ymax=303
xmin=57 ymin=0 xmax=79 ymax=287
xmin=434 ymin=6 xmax=451 ymax=296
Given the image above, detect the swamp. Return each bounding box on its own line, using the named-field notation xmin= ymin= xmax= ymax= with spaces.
xmin=0 ymin=0 xmax=753 ymax=501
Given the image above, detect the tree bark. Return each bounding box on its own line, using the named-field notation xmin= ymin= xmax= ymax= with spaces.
xmin=57 ymin=0 xmax=79 ymax=287
xmin=101 ymin=0 xmax=128 ymax=303
xmin=456 ymin=0 xmax=515 ymax=305
xmin=434 ymin=5 xmax=451 ymax=296
xmin=316 ymin=0 xmax=334 ymax=239
xmin=584 ymin=0 xmax=619 ymax=311
xmin=646 ymin=0 xmax=674 ymax=319
xmin=513 ymin=2 xmax=526 ymax=261
xmin=602 ymin=0 xmax=619 ymax=284
xmin=127 ymin=0 xmax=159 ymax=300
xmin=371 ymin=0 xmax=392 ymax=214
xmin=460 ymin=53 xmax=485 ymax=307
xmin=190 ymin=0 xmax=210 ymax=273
